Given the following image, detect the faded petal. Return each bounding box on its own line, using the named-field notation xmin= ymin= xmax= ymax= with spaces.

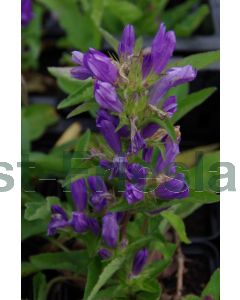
xmin=71 ymin=51 xmax=84 ymax=65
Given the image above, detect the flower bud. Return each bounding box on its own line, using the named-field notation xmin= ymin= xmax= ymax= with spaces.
xmin=132 ymin=248 xmax=148 ymax=276
xmin=118 ymin=24 xmax=135 ymax=58
xmin=70 ymin=178 xmax=87 ymax=212
xmin=102 ymin=213 xmax=119 ymax=248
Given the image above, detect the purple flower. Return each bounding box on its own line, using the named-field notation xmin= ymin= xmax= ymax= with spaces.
xmin=142 ymin=147 xmax=154 ymax=163
xmin=47 ymin=205 xmax=69 ymax=236
xmin=98 ymin=248 xmax=112 ymax=260
xmin=149 ymin=66 xmax=197 ymax=106
xmin=127 ymin=163 xmax=148 ymax=186
xmin=84 ymin=49 xmax=118 ymax=84
xmin=94 ymin=81 xmax=123 ymax=113
xmin=142 ymin=52 xmax=153 ymax=79
xmin=124 ymin=183 xmax=144 ymax=204
xmin=70 ymin=178 xmax=87 ymax=212
xmin=162 ymin=96 xmax=177 ymax=117
xmin=71 ymin=66 xmax=92 ymax=80
xmin=118 ymin=24 xmax=135 ymax=58
xmin=155 ymin=137 xmax=179 ymax=174
xmin=87 ymin=176 xmax=108 ymax=212
xmin=96 ymin=109 xmax=122 ymax=154
xmin=132 ymin=248 xmax=148 ymax=276
xmin=21 ymin=0 xmax=33 ymax=27
xmin=70 ymin=212 xmax=89 ymax=233
xmin=88 ymin=217 xmax=100 ymax=235
xmin=151 ymin=23 xmax=176 ymax=74
xmin=155 ymin=173 xmax=189 ymax=200
xmin=102 ymin=213 xmax=119 ymax=248
xmin=131 ymin=131 xmax=146 ymax=154
xmin=141 ymin=123 xmax=160 ymax=139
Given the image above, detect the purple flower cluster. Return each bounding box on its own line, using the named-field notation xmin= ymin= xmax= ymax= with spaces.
xmin=21 ymin=0 xmax=33 ymax=27
xmin=48 ymin=23 xmax=197 ymax=271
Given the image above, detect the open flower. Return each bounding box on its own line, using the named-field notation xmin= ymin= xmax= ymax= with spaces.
xmin=47 ymin=205 xmax=69 ymax=236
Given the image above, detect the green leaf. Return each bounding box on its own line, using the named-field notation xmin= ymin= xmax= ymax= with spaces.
xmin=30 ymin=251 xmax=89 ymax=273
xmin=33 ymin=272 xmax=47 ymax=300
xmin=75 ymin=129 xmax=91 ymax=153
xmin=174 ymin=5 xmax=210 ymax=37
xmin=142 ymin=117 xmax=176 ymax=141
xmin=171 ymin=50 xmax=220 ymax=70
xmin=22 ymin=262 xmax=40 ymax=277
xmin=58 ymin=82 xmax=93 ymax=109
xmin=160 ymin=211 xmax=191 ymax=243
xmin=183 ymin=295 xmax=200 ymax=300
xmin=28 ymin=152 xmax=66 ymax=178
xmin=91 ymin=285 xmax=127 ymax=300
xmin=37 ymin=0 xmax=100 ymax=50
xmin=99 ymin=28 xmax=119 ymax=52
xmin=162 ymin=0 xmax=197 ymax=28
xmin=22 ymin=104 xmax=59 ymax=141
xmin=22 ymin=212 xmax=48 ymax=240
xmin=172 ymin=87 xmax=217 ymax=123
xmin=201 ymin=269 xmax=220 ymax=300
xmin=107 ymin=1 xmax=142 ymax=24
xmin=48 ymin=67 xmax=83 ymax=94
xmin=87 ymin=256 xmax=126 ymax=300
xmin=83 ymin=257 xmax=102 ymax=300
xmin=67 ymin=101 xmax=98 ymax=118
xmin=24 ymin=196 xmax=60 ymax=221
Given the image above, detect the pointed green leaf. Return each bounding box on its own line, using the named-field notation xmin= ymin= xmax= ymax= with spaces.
xmin=67 ymin=101 xmax=98 ymax=118
xmin=172 ymin=87 xmax=217 ymax=123
xmin=160 ymin=211 xmax=191 ymax=243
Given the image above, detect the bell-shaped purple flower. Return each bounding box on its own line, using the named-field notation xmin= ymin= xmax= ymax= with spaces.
xmin=71 ymin=66 xmax=92 ymax=80
xmin=21 ymin=0 xmax=33 ymax=27
xmin=124 ymin=183 xmax=144 ymax=204
xmin=151 ymin=23 xmax=176 ymax=74
xmin=98 ymin=248 xmax=112 ymax=260
xmin=71 ymin=51 xmax=92 ymax=80
xmin=155 ymin=173 xmax=189 ymax=200
xmin=102 ymin=213 xmax=119 ymax=248
xmin=118 ymin=24 xmax=135 ymax=58
xmin=87 ymin=176 xmax=108 ymax=212
xmin=131 ymin=131 xmax=146 ymax=154
xmin=149 ymin=65 xmax=197 ymax=106
xmin=70 ymin=212 xmax=89 ymax=233
xmin=84 ymin=49 xmax=118 ymax=84
xmin=47 ymin=205 xmax=69 ymax=236
xmin=70 ymin=178 xmax=87 ymax=212
xmin=162 ymin=96 xmax=177 ymax=117
xmin=96 ymin=109 xmax=122 ymax=154
xmin=142 ymin=147 xmax=154 ymax=163
xmin=132 ymin=248 xmax=148 ymax=276
xmin=94 ymin=80 xmax=123 ymax=113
